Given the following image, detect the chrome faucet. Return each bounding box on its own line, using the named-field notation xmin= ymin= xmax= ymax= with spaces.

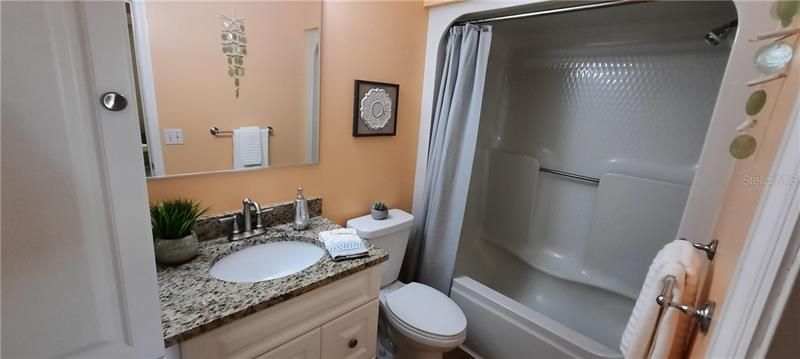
xmin=219 ymin=197 xmax=271 ymax=241
xmin=242 ymin=198 xmax=263 ymax=232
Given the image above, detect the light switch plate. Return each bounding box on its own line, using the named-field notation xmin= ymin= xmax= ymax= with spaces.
xmin=164 ymin=129 xmax=183 ymax=145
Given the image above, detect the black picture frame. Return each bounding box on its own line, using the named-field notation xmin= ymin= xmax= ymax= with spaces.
xmin=352 ymin=80 xmax=400 ymax=137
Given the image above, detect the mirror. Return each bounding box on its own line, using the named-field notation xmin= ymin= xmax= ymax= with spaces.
xmin=127 ymin=1 xmax=321 ymax=177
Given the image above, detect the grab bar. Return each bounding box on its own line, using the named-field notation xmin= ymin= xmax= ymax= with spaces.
xmin=539 ymin=167 xmax=600 ymax=184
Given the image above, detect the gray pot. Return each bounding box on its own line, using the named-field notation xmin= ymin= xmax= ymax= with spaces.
xmin=371 ymin=208 xmax=388 ymax=220
xmin=154 ymin=233 xmax=199 ymax=265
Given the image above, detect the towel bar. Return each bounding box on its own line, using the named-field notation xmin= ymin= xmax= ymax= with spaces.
xmin=646 ymin=239 xmax=720 ymax=356
xmin=656 ymin=276 xmax=715 ymax=333
xmin=210 ymin=126 xmax=273 ymax=136
xmin=679 ymin=238 xmax=718 ymax=260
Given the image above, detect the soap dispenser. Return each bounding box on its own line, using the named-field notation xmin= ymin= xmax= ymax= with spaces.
xmin=293 ymin=187 xmax=310 ymax=230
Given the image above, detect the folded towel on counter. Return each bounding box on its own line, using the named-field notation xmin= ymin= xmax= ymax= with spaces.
xmin=620 ymin=240 xmax=703 ymax=359
xmin=319 ymin=228 xmax=369 ymax=261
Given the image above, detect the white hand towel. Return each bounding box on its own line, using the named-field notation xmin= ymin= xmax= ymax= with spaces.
xmin=319 ymin=228 xmax=369 ymax=261
xmin=259 ymin=128 xmax=270 ymax=167
xmin=620 ymin=240 xmax=703 ymax=359
xmin=233 ymin=126 xmax=263 ymax=169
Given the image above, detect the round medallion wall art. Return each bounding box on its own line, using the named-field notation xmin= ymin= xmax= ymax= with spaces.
xmin=729 ymin=0 xmax=798 ymax=160
xmin=352 ymin=80 xmax=400 ymax=137
xmin=360 ymin=88 xmax=393 ymax=130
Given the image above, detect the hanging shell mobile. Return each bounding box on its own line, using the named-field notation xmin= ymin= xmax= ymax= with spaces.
xmin=220 ymin=13 xmax=246 ymax=98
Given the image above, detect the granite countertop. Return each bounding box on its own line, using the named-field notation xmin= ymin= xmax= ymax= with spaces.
xmin=158 ymin=217 xmax=389 ymax=346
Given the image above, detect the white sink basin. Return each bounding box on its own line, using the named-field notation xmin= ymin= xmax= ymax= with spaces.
xmin=209 ymin=241 xmax=325 ymax=283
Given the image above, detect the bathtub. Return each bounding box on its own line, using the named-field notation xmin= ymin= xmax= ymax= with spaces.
xmin=451 ymin=276 xmax=624 ymax=359
xmin=441 ymin=2 xmax=735 ymax=357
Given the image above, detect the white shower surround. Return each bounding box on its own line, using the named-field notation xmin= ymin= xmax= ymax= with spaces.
xmin=411 ymin=0 xmax=783 ymax=357
xmin=456 ymin=2 xmax=733 ymax=353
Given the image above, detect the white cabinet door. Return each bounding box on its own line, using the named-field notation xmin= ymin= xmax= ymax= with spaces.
xmin=320 ymin=300 xmax=379 ymax=359
xmin=256 ymin=329 xmax=322 ymax=359
xmin=1 ymin=1 xmax=163 ymax=358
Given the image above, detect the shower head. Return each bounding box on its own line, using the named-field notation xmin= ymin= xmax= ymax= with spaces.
xmin=704 ymin=19 xmax=738 ymax=45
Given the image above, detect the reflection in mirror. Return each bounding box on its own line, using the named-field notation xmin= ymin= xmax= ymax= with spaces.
xmin=127 ymin=1 xmax=321 ymax=177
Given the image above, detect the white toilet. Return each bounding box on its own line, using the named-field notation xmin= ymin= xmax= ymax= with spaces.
xmin=347 ymin=209 xmax=467 ymax=359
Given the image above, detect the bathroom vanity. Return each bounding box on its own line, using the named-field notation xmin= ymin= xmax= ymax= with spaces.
xmin=158 ymin=217 xmax=388 ymax=359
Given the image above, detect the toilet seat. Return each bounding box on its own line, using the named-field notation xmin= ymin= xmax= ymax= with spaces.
xmin=382 ymin=282 xmax=467 ymax=344
xmin=383 ymin=303 xmax=466 ymax=348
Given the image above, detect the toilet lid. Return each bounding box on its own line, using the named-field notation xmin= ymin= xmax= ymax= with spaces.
xmin=385 ymin=282 xmax=467 ymax=338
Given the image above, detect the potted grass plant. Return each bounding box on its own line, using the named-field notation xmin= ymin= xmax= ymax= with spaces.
xmin=371 ymin=201 xmax=388 ymax=220
xmin=151 ymin=198 xmax=208 ymax=265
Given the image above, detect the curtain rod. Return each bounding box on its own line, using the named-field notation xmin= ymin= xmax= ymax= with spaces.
xmin=454 ymin=0 xmax=647 ymax=26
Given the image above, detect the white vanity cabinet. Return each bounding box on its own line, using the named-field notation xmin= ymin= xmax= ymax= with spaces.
xmin=319 ymin=299 xmax=379 ymax=359
xmin=180 ymin=266 xmax=381 ymax=359
xmin=256 ymin=328 xmax=321 ymax=359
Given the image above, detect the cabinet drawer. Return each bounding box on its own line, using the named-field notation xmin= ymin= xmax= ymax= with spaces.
xmin=320 ymin=299 xmax=379 ymax=359
xmin=256 ymin=328 xmax=321 ymax=359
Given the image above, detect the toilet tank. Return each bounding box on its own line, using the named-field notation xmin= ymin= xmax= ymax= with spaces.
xmin=347 ymin=209 xmax=414 ymax=287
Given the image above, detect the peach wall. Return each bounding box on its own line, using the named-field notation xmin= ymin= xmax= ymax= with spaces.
xmin=146 ymin=1 xmax=321 ymax=175
xmin=687 ymin=33 xmax=800 ymax=357
xmin=147 ymin=1 xmax=428 ymax=225
xmin=423 ymin=0 xmax=463 ymax=8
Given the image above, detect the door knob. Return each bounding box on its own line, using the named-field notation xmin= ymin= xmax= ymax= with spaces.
xmin=100 ymin=92 xmax=128 ymax=111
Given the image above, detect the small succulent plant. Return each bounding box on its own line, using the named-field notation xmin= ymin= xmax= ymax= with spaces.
xmin=372 ymin=201 xmax=388 ymax=211
xmin=150 ymin=198 xmax=208 ymax=240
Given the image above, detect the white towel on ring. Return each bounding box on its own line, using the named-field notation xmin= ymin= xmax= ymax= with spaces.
xmin=620 ymin=240 xmax=703 ymax=359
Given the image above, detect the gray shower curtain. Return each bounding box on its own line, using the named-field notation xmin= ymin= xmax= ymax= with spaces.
xmin=407 ymin=24 xmax=492 ymax=293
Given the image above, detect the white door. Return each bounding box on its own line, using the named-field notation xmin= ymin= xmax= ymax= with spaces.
xmin=1 ymin=1 xmax=164 ymax=358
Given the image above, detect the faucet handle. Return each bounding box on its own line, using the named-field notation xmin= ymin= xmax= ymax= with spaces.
xmin=219 ymin=214 xmax=241 ymax=241
xmin=257 ymin=207 xmax=275 ymax=229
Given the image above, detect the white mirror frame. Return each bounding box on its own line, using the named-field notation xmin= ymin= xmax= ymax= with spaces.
xmin=130 ymin=0 xmax=166 ymax=176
